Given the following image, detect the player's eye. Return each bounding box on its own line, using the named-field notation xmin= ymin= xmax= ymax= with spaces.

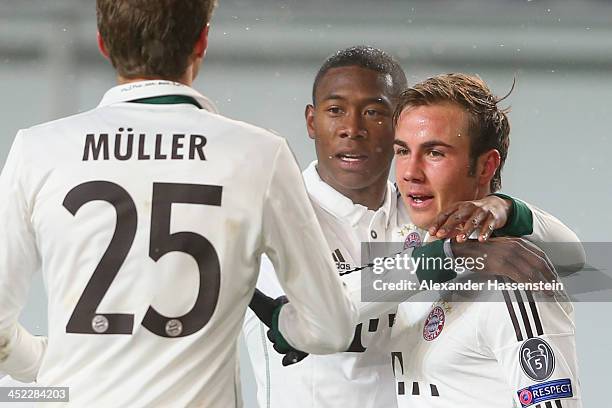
xmin=365 ymin=109 xmax=380 ymax=117
xmin=394 ymin=147 xmax=409 ymax=156
xmin=327 ymin=106 xmax=343 ymax=115
xmin=426 ymin=149 xmax=444 ymax=159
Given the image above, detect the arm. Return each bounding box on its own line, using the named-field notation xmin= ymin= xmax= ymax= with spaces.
xmin=521 ymin=202 xmax=585 ymax=273
xmin=429 ymin=194 xmax=586 ymax=271
xmin=349 ymin=235 xmax=557 ymax=321
xmin=479 ymin=291 xmax=581 ymax=407
xmin=0 ymin=132 xmax=46 ymax=382
xmin=261 ymin=139 xmax=358 ymax=354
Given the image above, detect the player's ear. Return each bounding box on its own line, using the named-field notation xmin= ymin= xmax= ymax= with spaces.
xmin=194 ymin=24 xmax=210 ymax=59
xmin=477 ymin=149 xmax=501 ymax=188
xmin=305 ymin=104 xmax=316 ymax=140
xmin=97 ymin=32 xmax=110 ymax=60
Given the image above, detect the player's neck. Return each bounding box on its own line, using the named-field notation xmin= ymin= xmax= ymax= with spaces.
xmin=323 ymin=173 xmax=389 ymax=211
xmin=345 ymin=186 xmax=387 ymax=211
xmin=116 ymin=68 xmax=194 ymax=87
xmin=475 ymin=185 xmax=492 ymax=200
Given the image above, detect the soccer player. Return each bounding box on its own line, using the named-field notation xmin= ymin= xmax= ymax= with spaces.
xmin=0 ymin=1 xmax=359 ymax=406
xmin=243 ymin=47 xmax=584 ymax=408
xmin=390 ymin=73 xmax=581 ymax=407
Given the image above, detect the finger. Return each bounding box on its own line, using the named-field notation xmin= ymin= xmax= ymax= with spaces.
xmin=436 ymin=204 xmax=474 ymax=238
xmin=482 ymin=253 xmax=531 ymax=283
xmin=514 ymin=240 xmax=557 ymax=284
xmin=506 ymin=252 xmax=538 ymax=284
xmin=524 ymin=243 xmax=557 ymax=282
xmin=429 ymin=202 xmax=461 ymax=236
xmin=508 ymin=241 xmax=558 ymax=285
xmin=513 ymin=239 xmax=555 ymax=282
xmin=478 ymin=214 xmax=497 ymax=242
xmin=459 ymin=208 xmax=489 ymax=242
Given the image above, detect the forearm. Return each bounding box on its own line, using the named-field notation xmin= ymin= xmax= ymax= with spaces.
xmin=347 ymin=241 xmax=456 ymax=321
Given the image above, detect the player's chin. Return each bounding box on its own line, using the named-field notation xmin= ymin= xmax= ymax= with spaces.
xmin=406 ymin=210 xmax=436 ymax=231
xmin=333 ymin=171 xmax=377 ymax=190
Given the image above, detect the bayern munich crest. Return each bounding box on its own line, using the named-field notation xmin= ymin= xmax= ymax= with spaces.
xmin=423 ymin=306 xmax=445 ymax=341
xmin=404 ymin=231 xmax=422 ymax=249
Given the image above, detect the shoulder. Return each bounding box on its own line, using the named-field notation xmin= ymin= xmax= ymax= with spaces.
xmin=204 ymin=112 xmax=286 ymax=148
xmin=18 ymin=108 xmax=101 ymax=139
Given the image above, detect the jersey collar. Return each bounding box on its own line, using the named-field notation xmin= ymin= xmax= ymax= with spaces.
xmin=98 ymin=80 xmax=219 ymax=113
xmin=303 ymin=161 xmax=395 ymax=228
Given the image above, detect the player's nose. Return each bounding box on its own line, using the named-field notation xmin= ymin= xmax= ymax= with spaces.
xmin=338 ymin=113 xmax=367 ymax=140
xmin=400 ymin=155 xmax=425 ymax=183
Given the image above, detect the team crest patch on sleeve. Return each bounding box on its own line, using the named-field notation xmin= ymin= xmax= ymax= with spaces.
xmin=423 ymin=306 xmax=445 ymax=341
xmin=520 ymin=338 xmax=555 ymax=381
xmin=517 ymin=378 xmax=573 ymax=407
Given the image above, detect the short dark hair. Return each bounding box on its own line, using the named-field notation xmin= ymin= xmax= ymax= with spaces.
xmin=393 ymin=73 xmax=511 ymax=192
xmin=96 ymin=0 xmax=217 ymax=80
xmin=312 ymin=46 xmax=407 ymax=104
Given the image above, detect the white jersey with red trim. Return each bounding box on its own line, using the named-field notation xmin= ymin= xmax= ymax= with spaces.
xmin=390 ymin=283 xmax=581 ymax=408
xmin=0 ymin=81 xmax=358 ymax=407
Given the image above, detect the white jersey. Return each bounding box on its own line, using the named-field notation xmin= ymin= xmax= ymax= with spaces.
xmin=0 ymin=81 xmax=358 ymax=407
xmin=388 ymin=207 xmax=584 ymax=408
xmin=390 ymin=283 xmax=581 ymax=408
xmin=243 ymin=162 xmax=585 ymax=408
xmin=244 ymin=162 xmax=409 ymax=408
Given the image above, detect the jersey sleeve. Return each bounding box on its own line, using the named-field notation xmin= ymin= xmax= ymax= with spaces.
xmin=478 ymin=290 xmax=581 ymax=407
xmin=261 ymin=139 xmax=358 ymax=354
xmin=526 ymin=203 xmax=585 ymax=273
xmin=493 ymin=194 xmax=585 ymax=271
xmin=0 ymin=132 xmax=47 ymax=382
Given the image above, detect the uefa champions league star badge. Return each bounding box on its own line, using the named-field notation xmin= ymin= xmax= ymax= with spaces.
xmin=519 ymin=338 xmax=556 ymax=382
xmin=423 ymin=306 xmax=445 ymax=341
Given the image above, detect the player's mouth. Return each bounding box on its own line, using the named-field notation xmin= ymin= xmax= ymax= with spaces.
xmin=407 ymin=193 xmax=434 ymax=209
xmin=335 ymin=152 xmax=368 ymax=170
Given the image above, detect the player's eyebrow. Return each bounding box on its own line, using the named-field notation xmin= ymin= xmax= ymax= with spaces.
xmin=321 ymin=95 xmax=390 ymax=106
xmin=420 ymin=140 xmax=454 ymax=149
xmin=393 ymin=139 xmax=408 ymax=148
xmin=321 ymin=94 xmax=347 ymax=102
xmin=393 ymin=139 xmax=454 ymax=149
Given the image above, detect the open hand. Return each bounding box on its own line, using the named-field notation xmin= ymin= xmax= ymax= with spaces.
xmin=452 ymin=236 xmax=558 ymax=286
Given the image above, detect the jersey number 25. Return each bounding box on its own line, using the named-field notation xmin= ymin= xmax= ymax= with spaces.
xmin=63 ymin=181 xmax=221 ymax=338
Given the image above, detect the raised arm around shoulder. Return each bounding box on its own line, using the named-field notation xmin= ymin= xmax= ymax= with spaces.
xmin=494 ymin=194 xmax=585 ymax=272
xmin=261 ymin=139 xmax=358 ymax=354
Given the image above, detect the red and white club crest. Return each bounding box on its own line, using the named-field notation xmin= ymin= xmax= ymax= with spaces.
xmin=404 ymin=231 xmax=422 ymax=249
xmin=423 ymin=306 xmax=445 ymax=341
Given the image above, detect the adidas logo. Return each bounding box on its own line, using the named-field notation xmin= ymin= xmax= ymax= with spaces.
xmin=332 ymin=249 xmax=352 ymax=272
